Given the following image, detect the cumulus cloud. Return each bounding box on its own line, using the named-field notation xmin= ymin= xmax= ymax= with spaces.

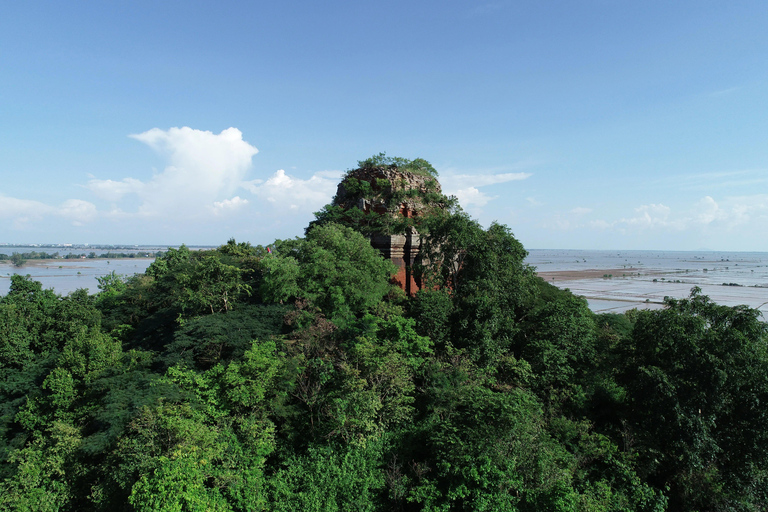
xmin=624 ymin=203 xmax=676 ymax=228
xmin=698 ymin=194 xmax=768 ymax=228
xmin=88 ymin=127 xmax=258 ymax=218
xmin=1 ymin=127 xmax=347 ymax=241
xmin=440 ymin=171 xmax=531 ymax=209
xmin=75 ymin=126 xmax=344 ymax=241
xmin=212 ymin=196 xmax=249 ymax=215
xmin=85 ymin=127 xmax=341 ymax=221
xmin=244 ymin=169 xmax=339 ymax=212
xmin=588 ymin=203 xmax=683 ymax=231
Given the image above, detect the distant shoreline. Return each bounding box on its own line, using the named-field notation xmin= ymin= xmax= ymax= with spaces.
xmin=2 ymin=256 xmax=156 ymax=264
xmin=0 ymin=256 xmax=156 ymax=270
xmin=537 ymin=268 xmax=644 ymax=281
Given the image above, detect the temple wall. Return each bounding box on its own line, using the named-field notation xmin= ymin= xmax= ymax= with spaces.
xmin=371 ymin=231 xmax=421 ymax=296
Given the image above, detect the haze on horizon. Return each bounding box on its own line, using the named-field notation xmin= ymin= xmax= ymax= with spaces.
xmin=2 ymin=2 xmax=767 ymax=252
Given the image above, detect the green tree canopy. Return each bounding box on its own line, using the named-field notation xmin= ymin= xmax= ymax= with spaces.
xmin=260 ymin=223 xmax=397 ymax=327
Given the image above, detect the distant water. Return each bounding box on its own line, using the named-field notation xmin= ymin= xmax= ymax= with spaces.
xmin=526 ymin=249 xmax=768 ymax=315
xmin=0 ymin=259 xmax=155 ymax=296
xmin=0 ymin=245 xmax=212 ymax=296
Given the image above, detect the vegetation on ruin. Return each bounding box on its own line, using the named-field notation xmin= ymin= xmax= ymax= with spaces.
xmin=311 ymin=154 xmax=454 ymax=237
xmin=355 ymin=152 xmax=439 ymax=179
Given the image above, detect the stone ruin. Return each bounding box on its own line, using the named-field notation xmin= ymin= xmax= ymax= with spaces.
xmin=333 ymin=166 xmax=446 ymax=295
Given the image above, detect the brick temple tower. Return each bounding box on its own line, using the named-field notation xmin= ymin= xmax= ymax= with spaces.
xmin=331 ymin=164 xmax=446 ymax=295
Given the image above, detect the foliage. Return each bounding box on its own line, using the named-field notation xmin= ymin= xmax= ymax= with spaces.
xmin=616 ymin=288 xmax=768 ymax=510
xmin=10 ymin=253 xmax=26 ymax=267
xmin=260 ymin=223 xmax=396 ymax=327
xmin=146 ymin=245 xmax=253 ymax=316
xmin=1 ymin=159 xmax=766 ymax=511
xmin=415 ymin=210 xmax=537 ymax=365
xmin=268 ymin=440 xmax=385 ymax=511
xmin=519 ymin=294 xmax=597 ymax=411
xmin=356 ymin=152 xmax=438 ymax=178
xmin=160 ymin=304 xmax=288 ymax=370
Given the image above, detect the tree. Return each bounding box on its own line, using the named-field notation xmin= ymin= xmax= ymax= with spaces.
xmin=400 ymin=368 xmax=577 ymax=511
xmin=267 ymin=441 xmax=385 ymax=512
xmin=415 ymin=211 xmax=537 ymax=365
xmin=95 ymin=271 xmax=127 ymax=299
xmin=144 ymin=245 xmax=254 ymax=317
xmin=519 ymin=294 xmax=597 ymax=410
xmin=260 ymin=223 xmax=397 ymax=327
xmin=10 ymin=253 xmax=26 ymax=267
xmin=618 ymin=288 xmax=768 ymax=509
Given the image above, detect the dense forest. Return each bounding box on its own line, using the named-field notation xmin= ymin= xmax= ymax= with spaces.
xmin=1 ymin=157 xmax=767 ymax=511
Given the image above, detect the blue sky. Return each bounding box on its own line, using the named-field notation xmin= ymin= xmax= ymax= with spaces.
xmin=2 ymin=1 xmax=767 ymax=250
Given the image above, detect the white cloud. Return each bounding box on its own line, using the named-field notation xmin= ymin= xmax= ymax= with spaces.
xmin=244 ymin=169 xmax=338 ymax=212
xmin=623 ymin=203 xmax=677 ymax=229
xmin=587 ymin=194 xmax=768 ymax=235
xmin=0 ymin=127 xmax=346 ymax=241
xmin=703 ymin=194 xmax=768 ymax=228
xmin=0 ymin=195 xmax=98 ymax=229
xmin=441 ymin=171 xmax=531 ymax=192
xmin=212 ymin=196 xmax=249 ymax=215
xmin=571 ymin=207 xmax=592 ymax=215
xmin=588 ymin=203 xmax=683 ymax=231
xmin=86 ymin=177 xmax=145 ymax=202
xmin=440 ymin=171 xmax=532 ymax=211
xmin=58 ymin=199 xmax=97 ymax=225
xmin=0 ymin=195 xmax=52 ymax=219
xmin=589 ymin=219 xmax=613 ymax=230
xmin=87 ymin=127 xmax=259 ymax=219
xmin=74 ymin=127 xmax=342 ymax=240
xmin=453 ymin=187 xmax=494 ymax=208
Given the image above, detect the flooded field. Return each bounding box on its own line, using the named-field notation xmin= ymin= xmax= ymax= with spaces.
xmin=527 ymin=249 xmax=768 ymax=315
xmin=0 ymin=245 xmax=217 ymax=296
xmin=0 ymin=258 xmax=155 ymax=295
